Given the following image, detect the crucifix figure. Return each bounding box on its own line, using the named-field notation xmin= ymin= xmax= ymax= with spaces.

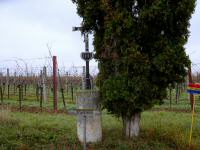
xmin=72 ymin=27 xmax=93 ymax=89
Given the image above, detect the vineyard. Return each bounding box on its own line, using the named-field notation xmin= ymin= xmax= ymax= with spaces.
xmin=0 ymin=62 xmax=200 ymax=149
xmin=0 ymin=58 xmax=98 ymax=112
xmin=0 ymin=62 xmax=200 ymax=112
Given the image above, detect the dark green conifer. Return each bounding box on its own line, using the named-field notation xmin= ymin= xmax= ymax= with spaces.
xmin=72 ymin=0 xmax=196 ymax=138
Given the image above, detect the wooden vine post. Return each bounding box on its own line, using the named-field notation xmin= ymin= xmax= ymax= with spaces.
xmin=13 ymin=72 xmax=16 ymax=96
xmin=0 ymin=86 xmax=3 ymax=104
xmin=169 ymin=84 xmax=172 ymax=108
xmin=40 ymin=84 xmax=43 ymax=112
xmin=7 ymin=68 xmax=10 ymax=99
xmin=18 ymin=84 xmax=23 ymax=112
xmin=36 ymin=83 xmax=39 ymax=101
xmin=42 ymin=66 xmax=47 ymax=103
xmin=53 ymin=56 xmax=58 ymax=112
xmin=71 ymin=83 xmax=74 ymax=102
xmin=39 ymin=70 xmax=43 ymax=111
xmin=0 ymin=73 xmax=3 ymax=104
xmin=58 ymin=69 xmax=66 ymax=110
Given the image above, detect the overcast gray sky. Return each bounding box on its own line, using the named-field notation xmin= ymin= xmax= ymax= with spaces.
xmin=0 ymin=0 xmax=200 ymax=69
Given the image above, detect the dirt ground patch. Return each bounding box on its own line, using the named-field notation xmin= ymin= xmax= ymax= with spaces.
xmin=1 ymin=103 xmax=200 ymax=115
xmin=0 ymin=104 xmax=67 ymax=114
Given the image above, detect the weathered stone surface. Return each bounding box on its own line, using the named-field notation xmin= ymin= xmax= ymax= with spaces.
xmin=76 ymin=91 xmax=100 ymax=110
xmin=76 ymin=90 xmax=102 ymax=143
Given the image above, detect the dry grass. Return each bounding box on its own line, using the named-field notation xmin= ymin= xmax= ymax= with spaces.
xmin=0 ymin=107 xmax=19 ymax=127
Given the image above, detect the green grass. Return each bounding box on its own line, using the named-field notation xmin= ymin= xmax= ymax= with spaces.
xmin=1 ymin=88 xmax=200 ymax=149
xmin=3 ymin=99 xmax=76 ymax=111
xmin=153 ymin=91 xmax=200 ymax=113
xmin=0 ymin=108 xmax=200 ymax=150
xmin=0 ymin=109 xmax=79 ymax=150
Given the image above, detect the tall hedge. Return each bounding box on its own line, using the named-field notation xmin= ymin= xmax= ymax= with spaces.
xmin=72 ymin=0 xmax=196 ymax=123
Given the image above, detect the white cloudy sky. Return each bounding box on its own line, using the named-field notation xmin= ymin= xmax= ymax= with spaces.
xmin=0 ymin=0 xmax=200 ymax=69
xmin=0 ymin=0 xmax=95 ymax=69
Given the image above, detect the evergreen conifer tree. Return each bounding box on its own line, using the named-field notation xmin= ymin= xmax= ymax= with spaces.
xmin=72 ymin=0 xmax=196 ymax=138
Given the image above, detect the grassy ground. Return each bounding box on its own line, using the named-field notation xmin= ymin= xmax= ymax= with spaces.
xmin=1 ymin=88 xmax=200 ymax=149
xmin=154 ymin=92 xmax=200 ymax=113
xmin=0 ymin=108 xmax=200 ymax=150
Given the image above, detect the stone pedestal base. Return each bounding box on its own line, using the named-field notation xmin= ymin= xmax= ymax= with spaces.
xmin=76 ymin=91 xmax=102 ymax=143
